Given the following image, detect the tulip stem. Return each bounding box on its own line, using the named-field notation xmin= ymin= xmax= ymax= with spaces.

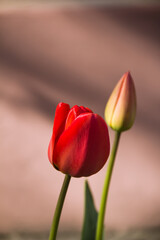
xmin=49 ymin=174 xmax=71 ymax=240
xmin=96 ymin=131 xmax=121 ymax=240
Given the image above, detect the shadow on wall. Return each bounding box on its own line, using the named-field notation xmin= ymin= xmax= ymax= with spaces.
xmin=0 ymin=6 xmax=160 ymax=132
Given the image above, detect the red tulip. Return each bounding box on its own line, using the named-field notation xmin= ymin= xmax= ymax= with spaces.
xmin=48 ymin=103 xmax=110 ymax=177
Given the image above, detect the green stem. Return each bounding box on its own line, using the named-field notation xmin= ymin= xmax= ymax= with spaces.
xmin=49 ymin=174 xmax=71 ymax=240
xmin=96 ymin=131 xmax=121 ymax=240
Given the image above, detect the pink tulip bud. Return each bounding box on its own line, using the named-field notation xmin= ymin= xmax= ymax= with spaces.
xmin=48 ymin=103 xmax=110 ymax=177
xmin=105 ymin=72 xmax=136 ymax=132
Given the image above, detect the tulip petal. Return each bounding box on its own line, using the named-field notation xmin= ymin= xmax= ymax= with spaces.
xmin=53 ymin=113 xmax=110 ymax=177
xmin=48 ymin=102 xmax=70 ymax=164
xmin=65 ymin=105 xmax=92 ymax=130
xmin=80 ymin=106 xmax=93 ymax=113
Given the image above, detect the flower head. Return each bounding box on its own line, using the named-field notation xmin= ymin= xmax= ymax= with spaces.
xmin=105 ymin=71 xmax=136 ymax=132
xmin=48 ymin=103 xmax=110 ymax=177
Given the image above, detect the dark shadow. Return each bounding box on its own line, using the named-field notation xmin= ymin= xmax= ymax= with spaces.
xmin=0 ymin=50 xmax=108 ymax=116
xmin=70 ymin=6 xmax=160 ymax=47
xmin=0 ymin=6 xmax=159 ymax=136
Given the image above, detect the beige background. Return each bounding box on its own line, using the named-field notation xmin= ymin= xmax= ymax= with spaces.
xmin=0 ymin=3 xmax=160 ymax=233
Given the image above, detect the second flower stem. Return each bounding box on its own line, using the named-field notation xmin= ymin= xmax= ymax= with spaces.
xmin=96 ymin=131 xmax=121 ymax=240
xmin=49 ymin=174 xmax=71 ymax=240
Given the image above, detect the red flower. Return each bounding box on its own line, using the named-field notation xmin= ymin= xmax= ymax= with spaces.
xmin=48 ymin=103 xmax=110 ymax=177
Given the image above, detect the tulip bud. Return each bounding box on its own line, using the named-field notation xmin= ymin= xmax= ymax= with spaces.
xmin=48 ymin=103 xmax=110 ymax=177
xmin=105 ymin=72 xmax=136 ymax=132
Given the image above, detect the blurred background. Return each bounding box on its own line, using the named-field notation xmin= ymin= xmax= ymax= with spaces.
xmin=0 ymin=0 xmax=160 ymax=239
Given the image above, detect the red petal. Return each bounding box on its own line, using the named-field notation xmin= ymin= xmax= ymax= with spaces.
xmin=80 ymin=106 xmax=93 ymax=113
xmin=65 ymin=105 xmax=92 ymax=130
xmin=48 ymin=102 xmax=70 ymax=164
xmin=53 ymin=113 xmax=110 ymax=177
xmin=48 ymin=138 xmax=53 ymax=164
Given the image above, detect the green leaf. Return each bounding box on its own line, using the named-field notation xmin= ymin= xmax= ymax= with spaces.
xmin=81 ymin=180 xmax=98 ymax=240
